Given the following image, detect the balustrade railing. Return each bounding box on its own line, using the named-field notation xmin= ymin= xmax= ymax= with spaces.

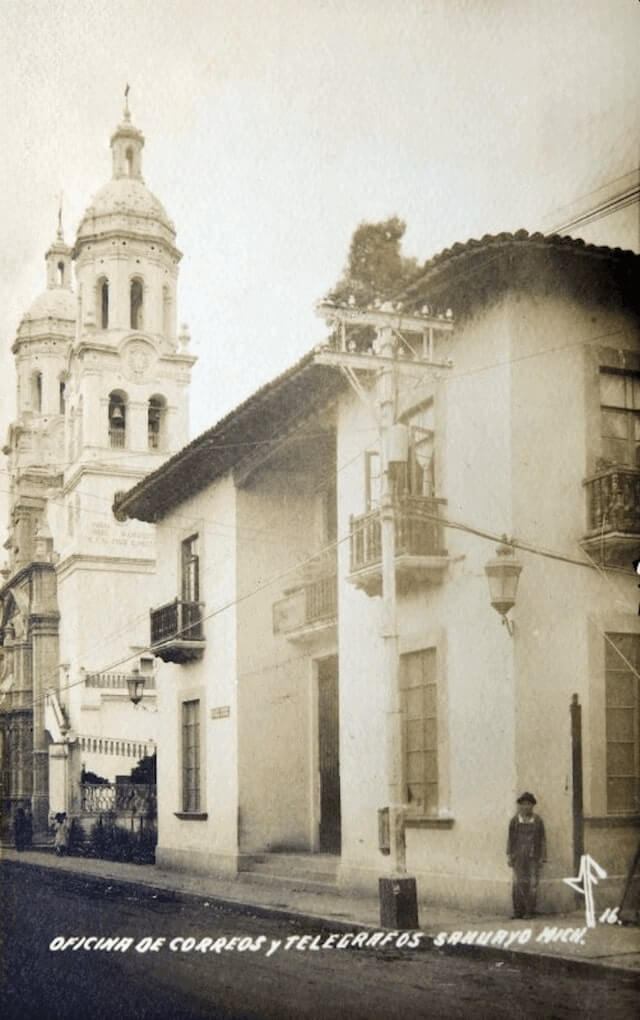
xmin=109 ymin=427 xmax=126 ymax=449
xmin=305 ymin=574 xmax=337 ymax=623
xmin=84 ymin=671 xmax=156 ymax=690
xmin=350 ymin=495 xmax=447 ymax=573
xmin=273 ymin=573 xmax=337 ymax=636
xmin=584 ymin=467 xmax=640 ymax=534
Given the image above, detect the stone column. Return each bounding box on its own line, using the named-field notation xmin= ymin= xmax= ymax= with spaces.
xmin=30 ymin=562 xmax=60 ymax=835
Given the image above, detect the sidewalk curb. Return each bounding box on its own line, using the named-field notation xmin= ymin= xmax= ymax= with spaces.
xmin=3 ymin=855 xmax=638 ymax=982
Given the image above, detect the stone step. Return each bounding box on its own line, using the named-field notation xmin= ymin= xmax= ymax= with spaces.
xmin=238 ymin=852 xmax=340 ymax=880
xmin=236 ymin=869 xmax=341 ymax=897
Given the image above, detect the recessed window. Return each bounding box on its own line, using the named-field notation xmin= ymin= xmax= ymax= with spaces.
xmin=99 ymin=279 xmax=109 ymax=329
xmin=59 ymin=380 xmax=65 ymax=415
xmin=182 ymin=699 xmax=201 ymax=813
xmin=181 ymin=535 xmax=200 ymax=603
xmin=32 ymin=372 xmax=42 ymax=412
xmin=605 ymin=633 xmax=640 ymax=815
xmin=130 ymin=279 xmax=143 ymax=329
xmin=600 ymin=370 xmax=640 ymax=467
xmin=57 ymin=261 xmax=65 ymax=286
xmin=400 ymin=648 xmax=438 ymax=817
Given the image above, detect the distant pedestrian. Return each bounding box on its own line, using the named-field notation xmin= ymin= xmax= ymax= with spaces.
xmin=506 ymin=792 xmax=547 ymax=919
xmin=23 ymin=802 xmax=33 ymax=848
xmin=53 ymin=812 xmax=70 ymax=856
xmin=13 ymin=806 xmax=26 ymax=851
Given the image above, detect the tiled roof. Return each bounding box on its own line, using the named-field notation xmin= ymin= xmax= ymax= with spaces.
xmin=402 ymin=229 xmax=639 ymax=303
xmin=114 ymin=351 xmax=344 ymax=523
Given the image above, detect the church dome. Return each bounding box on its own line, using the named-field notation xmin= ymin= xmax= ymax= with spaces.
xmin=76 ymin=176 xmax=176 ymax=248
xmin=24 ymin=287 xmax=76 ymax=322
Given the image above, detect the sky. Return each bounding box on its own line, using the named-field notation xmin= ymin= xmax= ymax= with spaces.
xmin=0 ymin=0 xmax=638 ymax=531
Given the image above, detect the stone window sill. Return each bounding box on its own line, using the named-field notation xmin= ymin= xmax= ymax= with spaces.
xmin=584 ymin=814 xmax=640 ymax=828
xmin=174 ymin=812 xmax=208 ymax=821
xmin=405 ymin=815 xmax=454 ymax=829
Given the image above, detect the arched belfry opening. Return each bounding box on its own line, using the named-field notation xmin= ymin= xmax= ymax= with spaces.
xmin=147 ymin=395 xmax=166 ymax=451
xmin=130 ymin=278 xmax=143 ymax=329
xmin=108 ymin=391 xmax=127 ymax=448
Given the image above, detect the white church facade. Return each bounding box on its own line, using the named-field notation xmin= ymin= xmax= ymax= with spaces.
xmin=0 ymin=101 xmax=195 ymax=837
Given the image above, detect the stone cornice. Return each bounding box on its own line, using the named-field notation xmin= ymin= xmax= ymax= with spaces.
xmin=56 ymin=552 xmax=155 ymax=582
xmin=61 ymin=462 xmax=148 ymax=496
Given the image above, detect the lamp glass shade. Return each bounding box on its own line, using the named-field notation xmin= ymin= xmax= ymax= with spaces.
xmin=484 ymin=544 xmax=522 ymax=617
xmin=126 ymin=669 xmax=145 ymax=705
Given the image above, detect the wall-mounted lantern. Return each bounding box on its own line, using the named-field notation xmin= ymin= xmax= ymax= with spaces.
xmin=484 ymin=540 xmax=522 ymax=636
xmin=126 ymin=667 xmax=145 ymax=706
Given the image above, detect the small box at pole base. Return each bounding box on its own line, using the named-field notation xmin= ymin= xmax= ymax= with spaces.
xmin=379 ymin=877 xmax=419 ymax=929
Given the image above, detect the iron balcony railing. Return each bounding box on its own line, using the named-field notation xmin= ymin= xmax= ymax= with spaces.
xmin=150 ymin=598 xmax=204 ymax=646
xmin=584 ymin=466 xmax=640 ymax=534
xmin=350 ymin=495 xmax=447 ymax=573
xmin=80 ymin=781 xmax=156 ymax=817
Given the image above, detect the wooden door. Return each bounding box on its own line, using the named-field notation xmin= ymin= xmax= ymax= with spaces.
xmin=318 ymin=656 xmax=341 ymax=853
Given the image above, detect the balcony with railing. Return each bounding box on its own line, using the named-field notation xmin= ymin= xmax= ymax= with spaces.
xmin=349 ymin=495 xmax=449 ymax=595
xmin=84 ymin=671 xmax=157 ymax=691
xmin=273 ymin=569 xmax=338 ymax=643
xmin=581 ymin=465 xmax=640 ymax=567
xmin=82 ymin=669 xmax=156 ymax=707
xmin=150 ymin=598 xmax=205 ymax=663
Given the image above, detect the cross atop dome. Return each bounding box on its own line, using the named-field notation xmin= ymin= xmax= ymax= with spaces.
xmin=110 ymin=86 xmax=145 ymax=180
xmin=45 ymin=202 xmax=72 ymax=290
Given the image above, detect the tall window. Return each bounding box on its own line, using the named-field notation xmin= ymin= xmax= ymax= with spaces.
xmin=400 ymin=648 xmax=438 ymax=816
xmin=32 ymin=371 xmax=42 ymax=412
xmin=605 ymin=633 xmax=640 ymax=815
xmin=394 ymin=404 xmax=435 ymax=498
xmin=99 ymin=279 xmax=109 ymax=329
xmin=57 ymin=261 xmax=65 ymax=286
xmin=59 ymin=380 xmax=66 ymax=415
xmin=108 ymin=392 xmax=126 ymax=448
xmin=181 ymin=535 xmax=200 ymax=603
xmin=182 ymin=699 xmax=201 ymax=813
xmin=130 ymin=279 xmax=143 ymax=329
xmin=600 ymin=370 xmax=640 ymax=467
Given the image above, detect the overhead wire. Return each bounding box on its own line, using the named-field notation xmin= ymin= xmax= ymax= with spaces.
xmin=2 ymin=248 xmax=639 ymax=710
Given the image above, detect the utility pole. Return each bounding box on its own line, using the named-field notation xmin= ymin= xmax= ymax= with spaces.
xmin=315 ymin=299 xmax=453 ymax=925
xmin=377 ymin=323 xmax=406 ymax=875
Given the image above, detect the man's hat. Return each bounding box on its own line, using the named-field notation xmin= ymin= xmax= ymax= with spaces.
xmin=517 ymin=792 xmax=536 ymax=805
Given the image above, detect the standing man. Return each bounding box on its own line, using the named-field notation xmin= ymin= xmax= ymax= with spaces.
xmin=507 ymin=792 xmax=547 ymax=919
xmin=13 ymin=805 xmax=26 ymax=851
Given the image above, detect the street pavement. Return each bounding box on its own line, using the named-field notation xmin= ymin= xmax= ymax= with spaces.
xmin=2 ymin=857 xmax=639 ymax=1020
xmin=2 ymin=845 xmax=638 ymax=975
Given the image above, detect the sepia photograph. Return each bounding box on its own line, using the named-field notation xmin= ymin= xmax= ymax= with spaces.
xmin=0 ymin=1 xmax=639 ymax=1016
